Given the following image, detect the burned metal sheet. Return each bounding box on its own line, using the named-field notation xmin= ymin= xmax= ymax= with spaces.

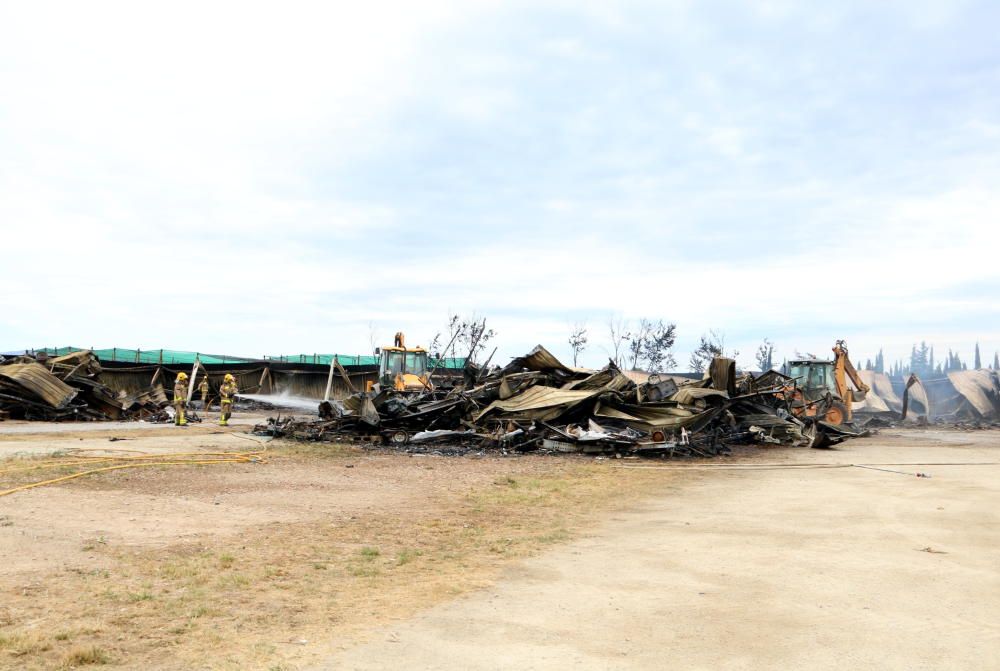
xmin=562 ymin=365 xmax=634 ymax=392
xmin=593 ymin=400 xmax=699 ymax=430
xmin=671 ymin=386 xmax=728 ymax=406
xmin=709 ymin=357 xmax=737 ymax=395
xmin=500 ymin=345 xmax=579 ymax=376
xmin=0 ymin=363 xmax=78 ymax=409
xmin=853 ymin=370 xmax=902 ymax=414
xmin=474 ymin=386 xmax=600 ymax=422
xmin=901 ymin=374 xmax=931 ymax=419
xmin=946 ymin=370 xmax=1000 ymax=417
xmin=0 ymin=350 xmax=171 ymax=421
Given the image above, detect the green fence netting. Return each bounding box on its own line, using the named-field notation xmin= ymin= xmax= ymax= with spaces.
xmin=30 ymin=347 xmax=467 ymax=369
xmin=32 ymin=347 xmax=255 ymax=365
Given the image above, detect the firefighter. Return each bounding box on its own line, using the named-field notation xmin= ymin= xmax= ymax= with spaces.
xmin=219 ymin=373 xmax=237 ymax=426
xmin=173 ymin=372 xmax=189 ymax=426
xmin=198 ymin=375 xmax=210 ymax=411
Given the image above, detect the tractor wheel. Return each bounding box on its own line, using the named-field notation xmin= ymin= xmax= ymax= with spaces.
xmin=824 ymin=402 xmax=849 ymax=426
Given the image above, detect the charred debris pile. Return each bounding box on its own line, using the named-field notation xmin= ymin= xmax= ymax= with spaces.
xmin=254 ymin=345 xmax=861 ymax=456
xmin=0 ymin=351 xmax=167 ymax=421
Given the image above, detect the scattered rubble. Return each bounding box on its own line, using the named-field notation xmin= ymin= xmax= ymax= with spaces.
xmin=0 ymin=351 xmax=168 ymax=421
xmin=253 ymin=345 xmax=860 ymax=456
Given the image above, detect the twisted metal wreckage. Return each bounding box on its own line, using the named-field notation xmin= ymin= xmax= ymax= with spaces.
xmin=9 ymin=344 xmax=993 ymax=458
xmin=254 ymin=345 xmax=863 ymax=455
xmin=0 ymin=350 xmax=168 ymax=421
xmin=0 ymin=350 xmax=317 ymax=423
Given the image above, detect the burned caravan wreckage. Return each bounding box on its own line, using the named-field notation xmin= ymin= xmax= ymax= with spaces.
xmin=255 ymin=345 xmax=867 ymax=455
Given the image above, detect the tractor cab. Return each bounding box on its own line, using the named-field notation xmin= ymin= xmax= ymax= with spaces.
xmin=784 ymin=358 xmax=849 ymax=425
xmin=370 ymin=332 xmax=433 ymax=393
xmin=782 ymin=341 xmax=870 ymax=442
xmin=785 ymin=343 xmax=867 ymax=427
xmin=786 ymin=359 xmax=837 ymax=403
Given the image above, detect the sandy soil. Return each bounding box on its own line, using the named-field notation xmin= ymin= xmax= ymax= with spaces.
xmin=0 ymin=416 xmax=263 ymax=435
xmin=0 ymin=420 xmax=665 ymax=669
xmin=318 ymin=429 xmax=1000 ymax=671
xmin=0 ymin=425 xmax=543 ymax=577
xmin=0 ymin=425 xmax=996 ymax=669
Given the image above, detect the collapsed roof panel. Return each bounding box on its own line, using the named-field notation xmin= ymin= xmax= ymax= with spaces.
xmin=474 ymin=386 xmax=601 ymax=422
xmin=947 ymin=370 xmax=1000 ymax=417
xmin=500 ymin=345 xmax=583 ymax=377
xmin=0 ymin=363 xmax=78 ymax=409
xmin=853 ymin=371 xmax=901 ymax=414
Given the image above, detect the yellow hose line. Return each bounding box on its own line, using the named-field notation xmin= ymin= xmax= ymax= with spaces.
xmin=0 ymin=451 xmax=266 ymax=475
xmin=0 ymin=453 xmax=266 ymax=498
xmin=64 ymin=448 xmax=152 ymax=455
xmin=0 ymin=431 xmax=269 ymax=474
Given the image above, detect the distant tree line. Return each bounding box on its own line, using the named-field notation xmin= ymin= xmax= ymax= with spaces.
xmin=862 ymin=341 xmax=998 ymax=378
xmin=426 ymin=315 xmax=998 ymax=378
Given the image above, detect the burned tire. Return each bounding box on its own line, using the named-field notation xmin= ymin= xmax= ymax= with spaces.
xmin=388 ymin=430 xmax=409 ymax=445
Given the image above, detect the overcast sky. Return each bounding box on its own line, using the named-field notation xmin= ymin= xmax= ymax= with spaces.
xmin=2 ymin=1 xmax=998 ymax=370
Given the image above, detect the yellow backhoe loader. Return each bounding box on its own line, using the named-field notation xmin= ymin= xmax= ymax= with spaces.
xmin=784 ymin=340 xmax=870 ymax=426
xmin=366 ymin=332 xmax=433 ymax=393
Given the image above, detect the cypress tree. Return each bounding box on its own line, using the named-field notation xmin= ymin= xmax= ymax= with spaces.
xmin=974 ymin=343 xmax=982 ymax=369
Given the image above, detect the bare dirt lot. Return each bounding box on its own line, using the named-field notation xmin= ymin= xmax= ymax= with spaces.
xmin=1 ymin=423 xmax=997 ymax=670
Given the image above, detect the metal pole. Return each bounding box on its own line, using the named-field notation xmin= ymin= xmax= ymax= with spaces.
xmin=187 ymin=357 xmax=200 ymax=402
xmin=323 ymin=356 xmax=336 ymax=402
xmin=427 ymin=330 xmax=462 ymax=384
xmin=476 ymin=346 xmax=498 ymax=383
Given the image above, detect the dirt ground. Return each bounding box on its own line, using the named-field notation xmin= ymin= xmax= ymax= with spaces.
xmin=0 ymin=417 xmax=674 ymax=669
xmin=0 ymin=422 xmax=997 ymax=670
xmin=320 ymin=428 xmax=1000 ymax=671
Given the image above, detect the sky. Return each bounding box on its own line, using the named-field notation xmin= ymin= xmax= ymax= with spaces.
xmin=1 ymin=1 xmax=999 ymax=371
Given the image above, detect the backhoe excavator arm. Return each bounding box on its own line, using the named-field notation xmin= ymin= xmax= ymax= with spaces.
xmin=832 ymin=340 xmax=869 ymax=422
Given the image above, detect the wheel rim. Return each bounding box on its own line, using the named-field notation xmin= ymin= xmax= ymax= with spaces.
xmin=825 ymin=406 xmax=845 ymax=425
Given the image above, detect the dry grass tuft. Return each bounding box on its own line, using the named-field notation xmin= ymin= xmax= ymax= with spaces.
xmin=60 ymin=644 xmax=111 ymax=667
xmin=0 ymin=631 xmax=51 ymax=657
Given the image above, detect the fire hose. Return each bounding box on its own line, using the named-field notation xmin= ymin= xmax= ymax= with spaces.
xmin=0 ymin=441 xmax=267 ymax=498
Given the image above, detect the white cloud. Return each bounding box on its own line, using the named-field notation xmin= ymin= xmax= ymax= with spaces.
xmin=1 ymin=1 xmax=998 ymax=372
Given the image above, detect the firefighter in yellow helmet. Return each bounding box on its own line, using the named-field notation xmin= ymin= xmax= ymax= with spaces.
xmin=198 ymin=376 xmax=210 ymax=411
xmin=173 ymin=372 xmax=189 ymax=426
xmin=219 ymin=373 xmax=238 ymax=426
